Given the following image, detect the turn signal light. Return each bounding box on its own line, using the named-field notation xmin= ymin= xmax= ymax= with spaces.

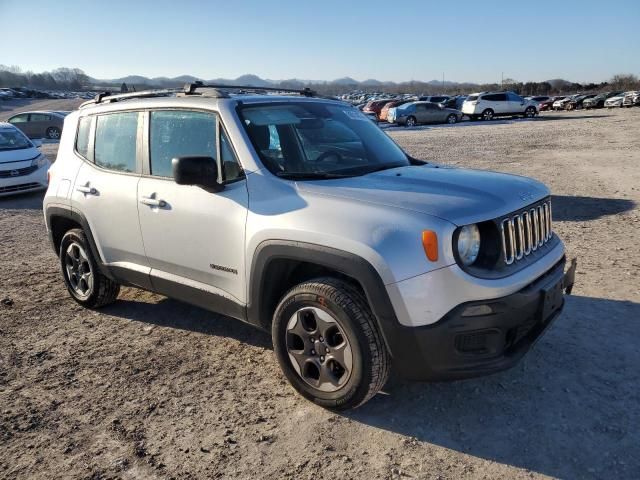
xmin=422 ymin=230 xmax=438 ymax=262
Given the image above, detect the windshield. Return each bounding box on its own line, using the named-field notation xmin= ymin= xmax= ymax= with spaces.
xmin=0 ymin=129 xmax=32 ymax=151
xmin=239 ymin=102 xmax=410 ymax=178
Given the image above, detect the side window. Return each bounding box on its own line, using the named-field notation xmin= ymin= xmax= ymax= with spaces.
xmin=29 ymin=113 xmax=49 ymax=122
xmin=94 ymin=112 xmax=138 ymax=173
xmin=75 ymin=116 xmax=92 ymax=159
xmin=220 ymin=128 xmax=243 ymax=182
xmin=149 ymin=110 xmax=216 ymax=178
xmin=508 ymin=93 xmax=523 ymax=102
xmin=495 ymin=94 xmax=507 ymax=101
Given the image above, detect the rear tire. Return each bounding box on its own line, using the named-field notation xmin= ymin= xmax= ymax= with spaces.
xmin=405 ymin=116 xmax=417 ymax=127
xmin=481 ymin=109 xmax=494 ymax=121
xmin=272 ymin=277 xmax=390 ymax=410
xmin=446 ymin=114 xmax=457 ymax=124
xmin=524 ymin=106 xmax=536 ymax=118
xmin=46 ymin=127 xmax=61 ymax=139
xmin=59 ymin=229 xmax=120 ymax=308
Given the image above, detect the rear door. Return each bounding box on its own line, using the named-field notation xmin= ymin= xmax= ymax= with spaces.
xmin=137 ymin=109 xmax=248 ymax=312
xmin=507 ymin=92 xmax=525 ymax=113
xmin=71 ymin=111 xmax=151 ymax=288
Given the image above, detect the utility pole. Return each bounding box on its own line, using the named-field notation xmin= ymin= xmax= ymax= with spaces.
xmin=501 ymin=72 xmax=504 ymax=89
xmin=442 ymin=72 xmax=444 ymax=91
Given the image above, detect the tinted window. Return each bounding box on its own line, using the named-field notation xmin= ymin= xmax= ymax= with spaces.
xmin=29 ymin=114 xmax=50 ymax=122
xmin=150 ymin=110 xmax=216 ymax=178
xmin=9 ymin=114 xmax=28 ymax=123
xmin=483 ymin=94 xmax=507 ymax=101
xmin=94 ymin=112 xmax=138 ymax=173
xmin=508 ymin=93 xmax=523 ymax=102
xmin=424 ymin=103 xmax=439 ymax=110
xmin=466 ymin=95 xmax=478 ymax=101
xmin=75 ymin=116 xmax=92 ymax=159
xmin=431 ymin=97 xmax=447 ymax=103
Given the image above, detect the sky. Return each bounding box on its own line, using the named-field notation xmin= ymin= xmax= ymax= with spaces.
xmin=1 ymin=0 xmax=639 ymax=84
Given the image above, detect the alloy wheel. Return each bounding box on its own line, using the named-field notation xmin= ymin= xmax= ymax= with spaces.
xmin=64 ymin=242 xmax=93 ymax=299
xmin=285 ymin=307 xmax=353 ymax=392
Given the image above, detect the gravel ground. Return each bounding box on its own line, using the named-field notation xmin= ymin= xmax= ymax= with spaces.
xmin=1 ymin=100 xmax=639 ymax=479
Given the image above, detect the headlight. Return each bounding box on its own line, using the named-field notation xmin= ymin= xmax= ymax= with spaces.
xmin=31 ymin=154 xmax=48 ymax=168
xmin=457 ymin=224 xmax=481 ymax=266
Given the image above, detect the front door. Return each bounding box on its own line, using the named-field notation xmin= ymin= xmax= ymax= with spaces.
xmin=137 ymin=109 xmax=248 ymax=315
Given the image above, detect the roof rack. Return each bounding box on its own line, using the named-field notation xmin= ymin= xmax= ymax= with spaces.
xmin=80 ymin=81 xmax=318 ymax=108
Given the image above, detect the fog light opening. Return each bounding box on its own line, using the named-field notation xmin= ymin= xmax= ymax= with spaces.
xmin=461 ymin=304 xmax=494 ymax=317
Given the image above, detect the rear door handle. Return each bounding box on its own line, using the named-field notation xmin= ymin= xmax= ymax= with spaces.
xmin=76 ymin=185 xmax=97 ymax=195
xmin=140 ymin=196 xmax=167 ymax=208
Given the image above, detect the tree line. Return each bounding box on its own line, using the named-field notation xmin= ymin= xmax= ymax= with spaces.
xmin=0 ymin=66 xmax=90 ymax=90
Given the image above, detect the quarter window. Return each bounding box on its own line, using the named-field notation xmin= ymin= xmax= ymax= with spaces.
xmin=94 ymin=112 xmax=138 ymax=173
xmin=220 ymin=128 xmax=243 ymax=182
xmin=75 ymin=116 xmax=92 ymax=159
xmin=149 ymin=110 xmax=217 ymax=178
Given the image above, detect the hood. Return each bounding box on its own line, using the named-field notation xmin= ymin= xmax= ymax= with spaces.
xmin=297 ymin=165 xmax=549 ymax=226
xmin=0 ymin=146 xmax=39 ymax=164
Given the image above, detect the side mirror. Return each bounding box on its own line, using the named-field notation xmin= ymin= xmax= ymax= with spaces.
xmin=33 ymin=139 xmax=43 ymax=148
xmin=172 ymin=156 xmax=223 ymax=193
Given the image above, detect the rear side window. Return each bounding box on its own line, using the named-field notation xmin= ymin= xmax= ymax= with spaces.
xmin=466 ymin=95 xmax=478 ymax=101
xmin=94 ymin=112 xmax=138 ymax=173
xmin=29 ymin=114 xmax=51 ymax=122
xmin=149 ymin=110 xmax=217 ymax=178
xmin=75 ymin=117 xmax=92 ymax=159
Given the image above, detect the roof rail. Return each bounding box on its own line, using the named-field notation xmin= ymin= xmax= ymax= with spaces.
xmin=80 ymin=81 xmax=319 ymax=108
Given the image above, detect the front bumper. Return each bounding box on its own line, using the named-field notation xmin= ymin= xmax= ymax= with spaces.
xmin=385 ymin=257 xmax=576 ymax=381
xmin=0 ymin=163 xmax=49 ymax=197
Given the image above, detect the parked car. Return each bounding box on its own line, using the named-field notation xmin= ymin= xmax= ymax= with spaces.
xmin=552 ymin=95 xmax=579 ymax=110
xmin=418 ymin=95 xmax=450 ymax=104
xmin=462 ymin=92 xmax=537 ymax=120
xmin=379 ymin=99 xmax=412 ymax=122
xmin=565 ymin=94 xmax=597 ymax=110
xmin=604 ymin=93 xmax=628 ymax=108
xmin=388 ymin=101 xmax=463 ymax=126
xmin=43 ymin=85 xmax=576 ymax=409
xmin=623 ymin=91 xmax=640 ymax=107
xmin=362 ymin=99 xmax=395 ymax=119
xmin=538 ymin=96 xmax=564 ymax=112
xmin=0 ymin=122 xmax=50 ymax=196
xmin=7 ymin=111 xmax=67 ymax=139
xmin=0 ymin=88 xmax=15 ymax=101
xmin=583 ymin=92 xmax=623 ymax=109
xmin=442 ymin=95 xmax=467 ymax=110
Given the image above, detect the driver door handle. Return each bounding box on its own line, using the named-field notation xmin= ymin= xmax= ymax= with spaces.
xmin=140 ymin=196 xmax=167 ymax=208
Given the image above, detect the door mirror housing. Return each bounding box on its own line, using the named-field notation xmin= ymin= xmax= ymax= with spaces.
xmin=172 ymin=156 xmax=224 ymax=193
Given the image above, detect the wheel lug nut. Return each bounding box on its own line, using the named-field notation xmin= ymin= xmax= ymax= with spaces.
xmin=310 ymin=337 xmax=315 ymax=342
xmin=319 ymin=336 xmax=324 ymax=342
xmin=320 ymin=356 xmax=325 ymax=362
xmin=311 ymin=349 xmax=316 ymax=355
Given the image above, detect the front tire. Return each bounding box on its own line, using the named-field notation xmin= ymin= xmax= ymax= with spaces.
xmin=272 ymin=277 xmax=390 ymax=410
xmin=59 ymin=229 xmax=120 ymax=308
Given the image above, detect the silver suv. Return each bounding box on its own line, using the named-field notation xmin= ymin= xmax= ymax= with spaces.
xmin=43 ymin=84 xmax=576 ymax=409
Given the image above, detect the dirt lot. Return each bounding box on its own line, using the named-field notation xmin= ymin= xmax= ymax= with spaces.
xmin=1 ymin=100 xmax=639 ymax=480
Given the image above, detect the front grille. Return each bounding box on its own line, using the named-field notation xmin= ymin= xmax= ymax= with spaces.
xmin=500 ymin=200 xmax=552 ymax=265
xmin=0 ymin=182 xmax=42 ymax=193
xmin=0 ymin=165 xmax=38 ymax=178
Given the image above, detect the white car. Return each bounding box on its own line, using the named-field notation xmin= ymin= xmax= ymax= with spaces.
xmin=0 ymin=123 xmax=50 ymax=196
xmin=605 ymin=93 xmax=628 ymax=108
xmin=462 ymin=91 xmax=538 ymax=120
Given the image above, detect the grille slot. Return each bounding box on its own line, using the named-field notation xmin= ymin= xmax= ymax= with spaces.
xmin=500 ymin=200 xmax=552 ymax=265
xmin=0 ymin=165 xmax=38 ymax=178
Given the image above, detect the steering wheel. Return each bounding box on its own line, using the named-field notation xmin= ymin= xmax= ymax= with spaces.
xmin=314 ymin=150 xmax=343 ymax=163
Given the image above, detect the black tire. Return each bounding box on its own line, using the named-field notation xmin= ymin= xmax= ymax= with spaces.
xmin=272 ymin=277 xmax=390 ymax=410
xmin=481 ymin=109 xmax=494 ymax=121
xmin=46 ymin=127 xmax=61 ymax=140
xmin=446 ymin=114 xmax=457 ymax=124
xmin=59 ymin=228 xmax=120 ymax=308
xmin=405 ymin=116 xmax=417 ymax=127
xmin=524 ymin=106 xmax=536 ymax=118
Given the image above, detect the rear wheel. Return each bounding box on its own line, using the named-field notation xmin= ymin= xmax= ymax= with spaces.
xmin=59 ymin=229 xmax=120 ymax=308
xmin=481 ymin=109 xmax=494 ymax=121
xmin=46 ymin=127 xmax=61 ymax=139
xmin=405 ymin=116 xmax=417 ymax=127
xmin=524 ymin=106 xmax=536 ymax=118
xmin=272 ymin=277 xmax=390 ymax=410
xmin=446 ymin=114 xmax=457 ymax=124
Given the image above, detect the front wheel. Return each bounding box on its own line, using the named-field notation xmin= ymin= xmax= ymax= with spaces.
xmin=272 ymin=278 xmax=390 ymax=410
xmin=59 ymin=229 xmax=120 ymax=308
